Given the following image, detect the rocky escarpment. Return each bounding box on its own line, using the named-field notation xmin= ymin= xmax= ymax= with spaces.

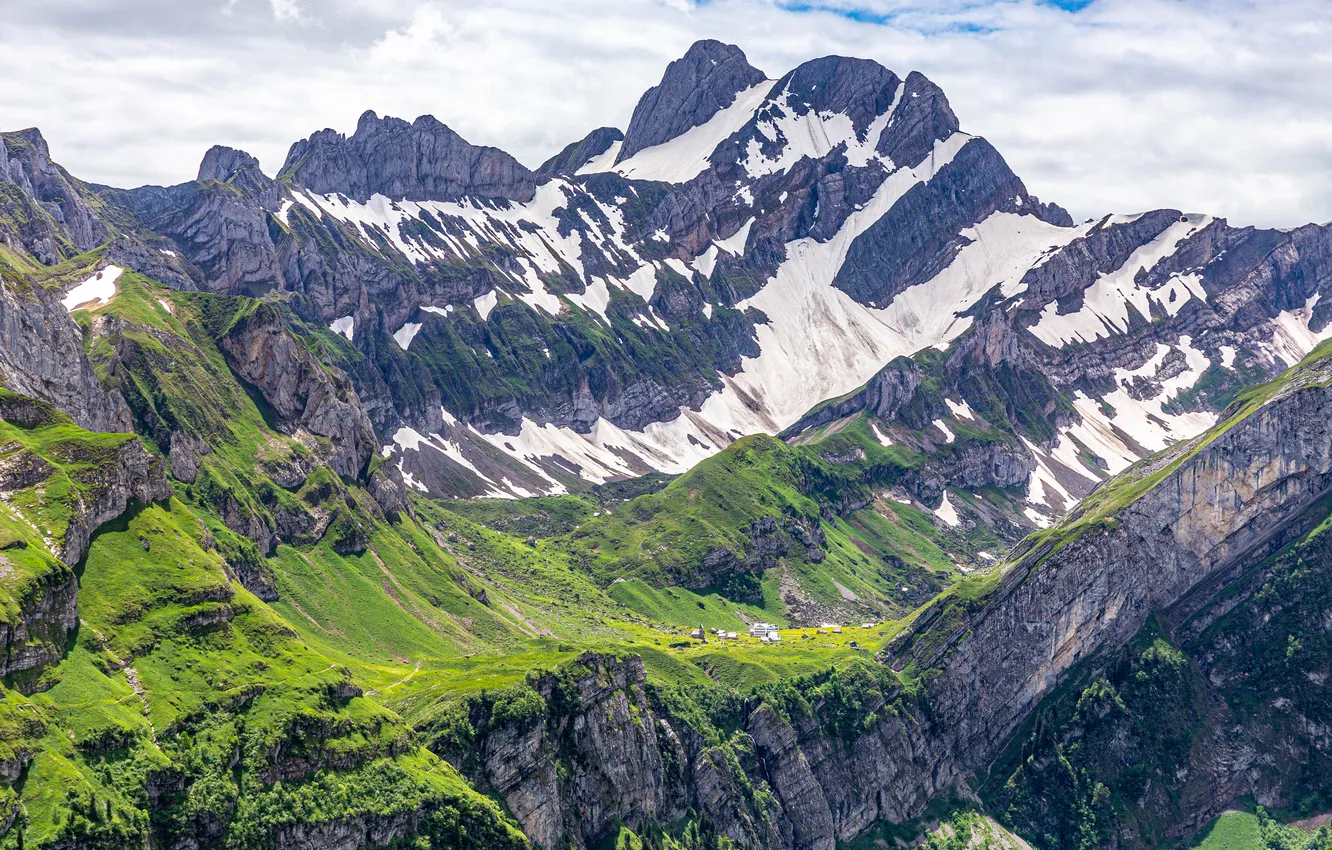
xmin=55 ymin=436 xmax=172 ymax=567
xmin=0 ymin=272 xmax=133 ymax=433
xmin=216 ymin=303 xmax=376 ymax=478
xmin=282 ymin=110 xmax=541 ymax=203
xmin=0 ymin=393 xmax=169 ymax=687
xmin=444 ymin=652 xmax=948 ymax=850
xmin=0 ymin=560 xmax=77 ymax=684
xmin=891 ymin=350 xmax=1332 ymax=795
xmin=0 ymin=393 xmax=169 ymax=566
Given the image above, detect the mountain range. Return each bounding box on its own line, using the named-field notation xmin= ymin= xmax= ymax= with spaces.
xmin=0 ymin=38 xmax=1328 ymax=850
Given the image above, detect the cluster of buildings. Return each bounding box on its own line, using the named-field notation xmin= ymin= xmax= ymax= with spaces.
xmin=684 ymin=620 xmax=881 ymax=644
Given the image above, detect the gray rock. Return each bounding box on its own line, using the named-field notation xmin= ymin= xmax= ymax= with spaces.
xmin=198 ymin=144 xmax=263 ymax=183
xmin=169 ymin=430 xmax=211 ymax=484
xmin=0 ymin=272 xmax=133 ymax=433
xmin=216 ymin=303 xmax=375 ymax=478
xmin=282 ymin=110 xmax=541 ymax=203
xmin=0 ymin=127 xmax=108 ymax=253
xmin=617 ymin=40 xmax=766 ymax=161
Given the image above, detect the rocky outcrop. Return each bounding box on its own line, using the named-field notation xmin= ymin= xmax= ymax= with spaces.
xmin=538 ymin=127 xmax=623 ymax=176
xmin=904 ymin=439 xmax=1034 ymax=506
xmin=0 ymin=560 xmax=77 ymax=685
xmin=282 ymin=111 xmax=540 ymax=203
xmin=617 ymin=40 xmax=766 ymax=161
xmin=0 ymin=396 xmax=168 ymax=687
xmin=217 ymin=304 xmax=375 ymax=478
xmin=114 ymin=150 xmax=285 ymax=297
xmin=198 ymin=144 xmax=264 ymax=184
xmin=367 ymin=461 xmax=411 ymax=521
xmin=454 ymin=653 xmax=946 ymax=850
xmin=0 ymin=274 xmax=133 ymax=433
xmin=784 ymin=357 xmax=922 ymax=435
xmin=55 ymin=436 xmax=172 ymax=566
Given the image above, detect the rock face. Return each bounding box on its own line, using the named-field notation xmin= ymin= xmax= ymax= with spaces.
xmin=0 ymin=128 xmax=107 ymax=257
xmin=198 ymin=144 xmax=263 ymax=183
xmin=55 ymin=436 xmax=172 ymax=566
xmin=455 ymin=652 xmax=943 ymax=850
xmin=282 ymin=111 xmax=541 ymax=203
xmin=0 ymin=394 xmax=168 ymax=687
xmin=0 ymin=274 xmax=132 ymax=433
xmin=617 ymin=40 xmax=767 ymax=161
xmin=456 ymin=656 xmax=677 ymax=850
xmin=217 ymin=304 xmax=376 ymax=478
xmin=0 ymin=560 xmax=76 ymax=684
xmin=894 ymin=352 xmax=1332 ymax=796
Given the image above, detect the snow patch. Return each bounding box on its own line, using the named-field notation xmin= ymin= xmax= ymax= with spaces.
xmin=932 ymin=420 xmax=955 ymax=443
xmin=575 ymin=139 xmax=623 ymax=175
xmin=63 ymin=266 xmax=122 ymax=311
xmin=329 ymin=315 xmax=355 ymax=341
xmin=869 ymin=420 xmax=893 ymax=446
xmin=934 ymin=492 xmax=960 ymax=527
xmin=474 ymin=290 xmax=498 ymax=320
xmin=943 ymin=398 xmax=977 ymax=421
xmin=394 ymin=322 xmax=423 ymax=349
xmin=714 ymin=217 xmax=754 ymax=256
xmin=1269 ymin=294 xmax=1332 ymax=366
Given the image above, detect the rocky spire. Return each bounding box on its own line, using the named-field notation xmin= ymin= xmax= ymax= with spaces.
xmin=617 ymin=40 xmax=767 ymax=161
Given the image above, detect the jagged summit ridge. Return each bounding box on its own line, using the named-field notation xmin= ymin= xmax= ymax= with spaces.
xmin=280 ymin=108 xmax=541 ymax=203
xmin=6 ymin=40 xmax=1331 ymax=520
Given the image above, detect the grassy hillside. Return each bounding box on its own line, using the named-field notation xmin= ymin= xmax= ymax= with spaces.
xmin=0 ymin=256 xmax=1023 ymax=847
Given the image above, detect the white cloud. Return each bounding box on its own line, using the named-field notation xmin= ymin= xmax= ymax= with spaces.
xmin=1 ymin=0 xmax=1329 ymax=228
xmin=269 ymin=0 xmax=303 ymax=22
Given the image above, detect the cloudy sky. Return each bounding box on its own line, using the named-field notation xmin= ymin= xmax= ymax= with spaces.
xmin=3 ymin=0 xmax=1329 ymax=227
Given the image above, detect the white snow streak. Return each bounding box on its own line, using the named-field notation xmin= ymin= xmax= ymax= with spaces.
xmin=1029 ymin=215 xmax=1212 ymax=347
xmin=606 ymin=80 xmax=777 ymax=183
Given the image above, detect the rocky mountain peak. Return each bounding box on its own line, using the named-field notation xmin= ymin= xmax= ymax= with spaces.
xmin=197 ymin=144 xmax=263 ymax=183
xmin=877 ymin=71 xmax=962 ymax=167
xmin=775 ymin=55 xmax=903 ymax=136
xmin=0 ymin=126 xmax=107 ymax=255
xmin=617 ymin=39 xmax=767 ymax=161
xmin=281 ymin=109 xmax=540 ymax=203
